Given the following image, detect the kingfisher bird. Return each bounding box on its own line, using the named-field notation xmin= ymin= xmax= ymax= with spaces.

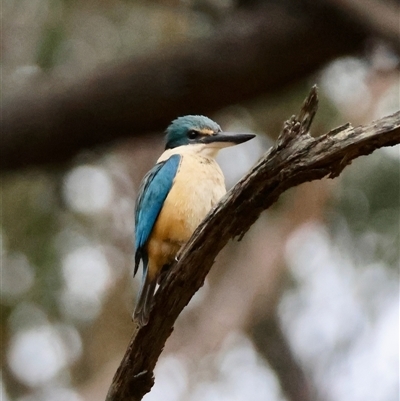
xmin=133 ymin=115 xmax=255 ymax=326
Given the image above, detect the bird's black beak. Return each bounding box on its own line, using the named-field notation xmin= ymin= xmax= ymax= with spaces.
xmin=201 ymin=132 xmax=255 ymax=146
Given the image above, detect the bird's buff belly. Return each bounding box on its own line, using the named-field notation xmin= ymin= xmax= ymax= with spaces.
xmin=147 ymin=172 xmax=225 ymax=271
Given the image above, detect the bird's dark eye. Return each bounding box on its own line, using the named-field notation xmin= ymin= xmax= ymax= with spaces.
xmin=187 ymin=130 xmax=199 ymax=139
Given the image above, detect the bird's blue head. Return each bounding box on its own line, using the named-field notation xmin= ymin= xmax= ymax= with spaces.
xmin=165 ymin=115 xmax=221 ymax=149
xmin=165 ymin=115 xmax=255 ymax=150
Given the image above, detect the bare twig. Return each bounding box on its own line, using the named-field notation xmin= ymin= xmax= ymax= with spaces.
xmin=105 ymin=86 xmax=400 ymax=401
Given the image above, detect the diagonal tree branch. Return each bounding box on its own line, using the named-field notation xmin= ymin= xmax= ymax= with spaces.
xmin=106 ymin=86 xmax=400 ymax=401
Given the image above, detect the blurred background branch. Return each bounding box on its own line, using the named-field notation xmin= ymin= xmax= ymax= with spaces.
xmin=1 ymin=0 xmax=372 ymax=171
xmin=323 ymin=0 xmax=400 ymax=52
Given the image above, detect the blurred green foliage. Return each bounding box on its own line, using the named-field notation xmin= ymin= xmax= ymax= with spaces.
xmin=37 ymin=25 xmax=65 ymax=70
xmin=1 ymin=173 xmax=61 ymax=316
xmin=332 ymin=149 xmax=399 ymax=269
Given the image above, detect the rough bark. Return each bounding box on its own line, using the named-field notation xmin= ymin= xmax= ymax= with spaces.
xmin=2 ymin=3 xmax=368 ymax=172
xmin=105 ymin=87 xmax=400 ymax=401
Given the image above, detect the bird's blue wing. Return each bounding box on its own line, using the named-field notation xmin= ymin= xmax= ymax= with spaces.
xmin=134 ymin=154 xmax=181 ymax=275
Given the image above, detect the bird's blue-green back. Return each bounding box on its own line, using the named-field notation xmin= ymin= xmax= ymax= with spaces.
xmin=134 ymin=154 xmax=181 ymax=274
